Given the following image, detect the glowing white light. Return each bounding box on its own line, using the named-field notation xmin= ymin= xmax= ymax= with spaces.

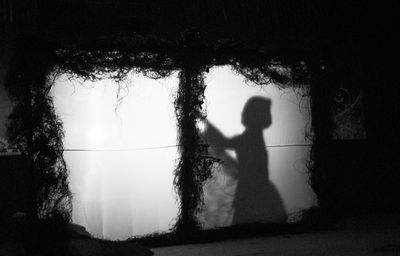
xmin=52 ymin=66 xmax=316 ymax=239
xmin=201 ymin=66 xmax=316 ymax=227
xmin=52 ymin=73 xmax=179 ymax=239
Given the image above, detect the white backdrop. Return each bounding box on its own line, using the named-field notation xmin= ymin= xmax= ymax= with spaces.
xmin=51 ymin=66 xmax=316 ymax=240
xmin=200 ymin=67 xmax=315 ymax=227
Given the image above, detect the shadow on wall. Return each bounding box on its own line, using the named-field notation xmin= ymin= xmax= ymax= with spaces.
xmin=200 ymin=96 xmax=287 ymax=227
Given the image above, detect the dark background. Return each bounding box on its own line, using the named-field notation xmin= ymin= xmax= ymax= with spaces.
xmin=0 ymin=0 xmax=399 ymax=222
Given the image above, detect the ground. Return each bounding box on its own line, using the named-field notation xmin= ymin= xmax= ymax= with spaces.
xmin=152 ymin=214 xmax=400 ymax=256
xmin=1 ymin=214 xmax=399 ymax=255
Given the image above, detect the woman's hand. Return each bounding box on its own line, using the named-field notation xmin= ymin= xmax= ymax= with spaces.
xmin=202 ymin=121 xmax=226 ymax=145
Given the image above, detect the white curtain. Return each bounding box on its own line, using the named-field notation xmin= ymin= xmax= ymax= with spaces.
xmin=53 ymin=73 xmax=179 ymax=240
xmin=52 ymin=67 xmax=316 ymax=240
xmin=199 ymin=67 xmax=316 ymax=228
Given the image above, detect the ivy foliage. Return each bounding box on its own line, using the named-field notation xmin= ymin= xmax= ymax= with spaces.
xmin=5 ymin=39 xmax=71 ymax=223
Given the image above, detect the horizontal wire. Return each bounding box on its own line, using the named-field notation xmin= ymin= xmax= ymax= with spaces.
xmin=63 ymin=145 xmax=179 ymax=152
xmin=63 ymin=143 xmax=312 ymax=152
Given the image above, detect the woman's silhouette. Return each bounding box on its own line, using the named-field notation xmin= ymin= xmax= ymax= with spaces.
xmin=203 ymin=96 xmax=287 ymax=225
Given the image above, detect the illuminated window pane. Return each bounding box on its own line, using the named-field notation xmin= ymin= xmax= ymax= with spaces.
xmin=52 ymin=66 xmax=317 ymax=239
xmin=200 ymin=66 xmax=317 ymax=228
xmin=52 ymin=73 xmax=179 ymax=240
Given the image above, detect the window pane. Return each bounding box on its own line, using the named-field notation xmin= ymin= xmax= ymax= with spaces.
xmin=200 ymin=66 xmax=316 ymax=228
xmin=52 ymin=73 xmax=179 ymax=240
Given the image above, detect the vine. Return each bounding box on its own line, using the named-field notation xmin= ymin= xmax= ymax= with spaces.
xmin=5 ymin=32 xmax=321 ymax=236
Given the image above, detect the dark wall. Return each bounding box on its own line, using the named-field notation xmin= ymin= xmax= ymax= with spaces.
xmin=0 ymin=155 xmax=31 ymax=228
xmin=0 ymin=0 xmax=399 ymax=220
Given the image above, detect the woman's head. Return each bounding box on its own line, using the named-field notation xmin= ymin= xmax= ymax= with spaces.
xmin=241 ymin=97 xmax=272 ymax=129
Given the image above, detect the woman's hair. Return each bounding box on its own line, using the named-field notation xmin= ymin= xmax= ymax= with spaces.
xmin=241 ymin=97 xmax=272 ymax=129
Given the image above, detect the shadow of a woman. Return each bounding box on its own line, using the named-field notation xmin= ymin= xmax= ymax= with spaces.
xmin=202 ymin=96 xmax=287 ymax=225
